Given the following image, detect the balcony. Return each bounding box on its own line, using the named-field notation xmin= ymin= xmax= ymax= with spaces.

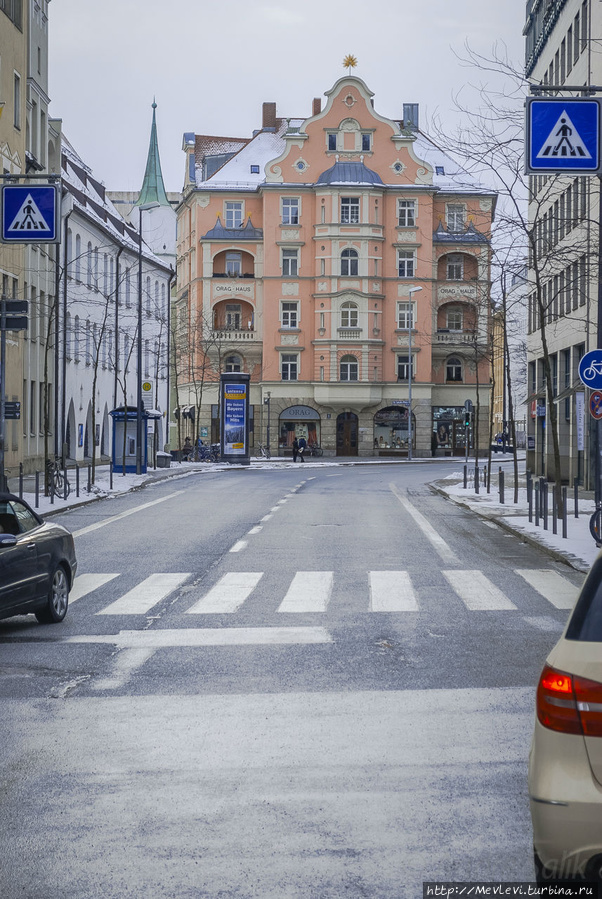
xmin=337 ymin=328 xmax=362 ymax=339
xmin=435 ymin=329 xmax=478 ymax=345
xmin=210 ymin=328 xmax=258 ymax=342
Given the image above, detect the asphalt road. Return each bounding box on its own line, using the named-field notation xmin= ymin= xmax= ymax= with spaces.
xmin=0 ymin=462 xmax=585 ymax=899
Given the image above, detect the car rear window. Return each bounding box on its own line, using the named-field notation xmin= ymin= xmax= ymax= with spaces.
xmin=566 ymin=557 xmax=602 ymax=642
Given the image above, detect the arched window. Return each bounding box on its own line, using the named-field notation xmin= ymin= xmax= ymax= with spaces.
xmin=103 ymin=254 xmax=108 ymax=295
xmin=161 ymin=282 xmax=166 ymax=317
xmin=75 ymin=234 xmax=81 ymax=281
xmin=146 ymin=276 xmax=151 ymax=315
xmin=154 ymin=280 xmax=159 ymax=315
xmin=341 ymin=248 xmax=359 ymax=276
xmin=446 ymin=356 xmax=463 ymax=382
xmin=225 ymin=354 xmax=242 ymax=372
xmin=340 ymin=301 xmax=359 ymax=328
xmin=66 ymin=229 xmax=73 ymax=272
xmin=65 ymin=312 xmax=72 ymax=358
xmin=340 ymin=354 xmax=359 ymax=381
xmin=87 ymin=243 xmax=92 ymax=287
xmin=74 ymin=315 xmax=80 ymax=362
xmin=85 ymin=319 xmax=91 ymax=364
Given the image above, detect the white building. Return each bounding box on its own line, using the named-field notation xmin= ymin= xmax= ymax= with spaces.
xmin=51 ymin=125 xmax=172 ymax=467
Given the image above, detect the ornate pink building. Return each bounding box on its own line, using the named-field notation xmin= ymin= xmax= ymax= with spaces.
xmin=175 ymin=75 xmax=496 ymax=457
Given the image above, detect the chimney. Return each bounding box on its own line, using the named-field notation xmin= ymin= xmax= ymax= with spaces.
xmin=403 ymin=103 xmax=419 ymax=131
xmin=312 ymin=97 xmax=321 ymax=116
xmin=262 ymin=102 xmax=277 ymax=130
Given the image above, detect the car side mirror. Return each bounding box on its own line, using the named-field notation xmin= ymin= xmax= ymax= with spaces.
xmin=0 ymin=534 xmax=17 ymax=547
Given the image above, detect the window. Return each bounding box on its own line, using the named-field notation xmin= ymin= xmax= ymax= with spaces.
xmin=340 ymin=355 xmax=359 ymax=381
xmin=74 ymin=315 xmax=80 ymax=362
xmin=281 ymin=301 xmax=298 ymax=329
xmin=397 ymin=250 xmax=415 ymax=278
xmin=225 ymin=355 xmax=242 ymax=372
xmin=87 ymin=242 xmax=92 ymax=287
xmin=446 ymin=356 xmax=463 ymax=382
xmin=446 ymin=254 xmax=463 ymax=280
xmin=13 ymin=72 xmax=21 ymax=129
xmin=397 ymin=200 xmax=416 ymax=227
xmin=75 ymin=234 xmax=81 ymax=281
xmin=125 ymin=270 xmax=131 ymax=308
xmin=341 ymin=197 xmax=360 ymax=224
xmin=397 ymin=354 xmax=415 ymax=381
xmin=446 ymin=308 xmax=463 ymax=331
xmin=29 ymin=380 xmax=35 ymax=435
xmin=250 ymin=165 xmax=260 ymax=174
xmin=397 ymin=302 xmax=414 ymax=330
xmin=225 ymin=304 xmax=241 ymax=330
xmin=146 ymin=276 xmax=151 ymax=315
xmin=341 ymin=248 xmax=358 ymax=276
xmin=281 ymin=354 xmax=298 ymax=381
xmin=340 ymin=302 xmax=359 ymax=328
xmin=361 ymin=133 xmax=371 ymax=151
xmin=103 ymin=254 xmax=108 ymax=296
xmin=282 ymin=248 xmax=298 ymax=277
xmin=282 ymin=198 xmax=299 ymax=225
xmin=225 ymin=202 xmax=243 ymax=229
xmin=65 ymin=313 xmax=72 ymax=359
xmin=446 ymin=204 xmax=465 ymax=232
xmin=225 ymin=251 xmax=242 ymax=277
xmin=327 ymin=133 xmax=337 ymax=151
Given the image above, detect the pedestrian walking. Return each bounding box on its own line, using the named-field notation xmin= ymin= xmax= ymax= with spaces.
xmin=292 ymin=437 xmax=299 ymax=463
xmin=298 ymin=435 xmax=307 ymax=463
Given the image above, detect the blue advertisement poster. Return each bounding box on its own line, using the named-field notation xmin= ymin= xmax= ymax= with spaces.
xmin=223 ymin=382 xmax=247 ymax=455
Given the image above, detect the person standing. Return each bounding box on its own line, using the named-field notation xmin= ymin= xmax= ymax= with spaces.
xmin=298 ymin=435 xmax=307 ymax=463
xmin=292 ymin=437 xmax=299 ymax=463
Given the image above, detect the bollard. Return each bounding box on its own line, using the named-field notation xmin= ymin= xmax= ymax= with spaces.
xmin=574 ymin=478 xmax=579 ymax=519
xmin=543 ymin=481 xmax=549 ymax=531
xmin=50 ymin=477 xmax=54 ymax=505
xmin=562 ymin=486 xmax=568 ymax=539
xmin=110 ymin=461 xmax=113 ymax=491
xmin=527 ymin=474 xmax=533 ymax=522
xmin=475 ymin=464 xmax=480 ymax=495
xmin=35 ymin=471 xmax=39 ymax=509
xmin=18 ymin=462 xmax=23 ymax=499
xmin=76 ymin=465 xmax=80 ymax=498
xmin=552 ymin=487 xmax=557 ymax=535
xmin=535 ymin=482 xmax=540 ymax=526
xmin=87 ymin=465 xmax=91 ymax=494
xmin=463 ymin=464 xmax=467 ymax=489
xmin=499 ymin=468 xmax=505 ymax=504
xmin=486 ymin=465 xmax=491 ymax=493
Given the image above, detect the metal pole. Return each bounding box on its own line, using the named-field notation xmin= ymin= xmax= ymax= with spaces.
xmin=562 ymin=486 xmax=568 ymax=539
xmin=574 ymin=478 xmax=579 ymax=518
xmin=35 ymin=470 xmax=39 ymax=508
xmin=407 ymin=307 xmax=413 ymax=462
xmin=266 ymin=392 xmax=271 ymax=454
xmin=0 ymin=295 xmax=6 ymax=492
xmin=136 ymin=209 xmax=143 ymax=475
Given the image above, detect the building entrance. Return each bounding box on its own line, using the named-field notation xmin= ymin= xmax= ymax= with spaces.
xmin=336 ymin=412 xmax=358 ymax=456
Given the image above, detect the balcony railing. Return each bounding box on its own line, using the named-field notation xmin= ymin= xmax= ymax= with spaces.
xmin=435 ymin=329 xmax=477 ymax=344
xmin=212 ymin=272 xmax=255 ymax=279
xmin=210 ymin=329 xmax=257 ymax=341
xmin=337 ymin=328 xmax=362 ymax=339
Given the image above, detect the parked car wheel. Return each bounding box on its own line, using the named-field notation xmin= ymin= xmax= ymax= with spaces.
xmin=35 ymin=566 xmax=69 ymax=623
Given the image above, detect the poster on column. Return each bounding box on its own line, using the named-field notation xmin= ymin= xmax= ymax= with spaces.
xmin=220 ymin=373 xmax=250 ymax=465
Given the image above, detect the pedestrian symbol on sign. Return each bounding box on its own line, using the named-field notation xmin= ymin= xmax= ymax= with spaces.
xmin=536 ymin=111 xmax=592 ymax=159
xmin=7 ymin=193 xmax=52 ymax=232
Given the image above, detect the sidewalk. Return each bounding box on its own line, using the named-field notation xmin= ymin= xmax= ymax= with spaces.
xmin=12 ymin=453 xmax=598 ymax=574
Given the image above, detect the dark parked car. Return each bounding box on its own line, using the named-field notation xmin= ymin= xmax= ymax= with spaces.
xmin=0 ymin=493 xmax=76 ymax=624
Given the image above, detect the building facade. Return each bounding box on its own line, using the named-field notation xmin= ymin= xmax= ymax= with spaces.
xmin=524 ymin=0 xmax=595 ymax=485
xmin=175 ymin=75 xmax=496 ymax=457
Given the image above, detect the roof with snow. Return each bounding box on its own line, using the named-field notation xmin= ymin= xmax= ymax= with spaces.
xmin=317 ymin=160 xmax=383 ymax=185
xmin=202 ymin=215 xmax=263 ymax=241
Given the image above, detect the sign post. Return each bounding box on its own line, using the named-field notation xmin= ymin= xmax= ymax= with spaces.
xmin=526 ymin=97 xmax=602 ymax=175
xmin=220 ymin=373 xmax=250 ymax=466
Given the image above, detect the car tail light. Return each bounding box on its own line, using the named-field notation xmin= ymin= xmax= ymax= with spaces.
xmin=537 ymin=664 xmax=602 ymax=737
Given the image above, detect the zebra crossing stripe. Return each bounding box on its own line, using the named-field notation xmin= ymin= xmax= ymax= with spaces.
xmin=443 ymin=570 xmax=517 ymax=611
xmin=370 ymin=571 xmax=419 ymax=612
xmin=186 ymin=572 xmax=263 ymax=614
xmin=278 ymin=572 xmax=333 ymax=613
xmin=514 ymin=569 xmax=579 ymax=610
xmin=70 ymin=573 xmax=119 ymax=604
xmin=96 ymin=573 xmax=190 ymax=615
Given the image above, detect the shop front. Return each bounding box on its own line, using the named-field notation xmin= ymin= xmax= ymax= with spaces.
xmin=432 ymin=406 xmax=469 ymax=456
xmin=279 ymin=405 xmax=321 ymax=454
xmin=373 ymin=405 xmax=414 ymax=456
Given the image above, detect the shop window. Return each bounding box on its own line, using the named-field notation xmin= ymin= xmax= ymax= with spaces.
xmin=340 ymin=302 xmax=359 ymax=328
xmin=225 ymin=355 xmax=242 ymax=372
xmin=340 ymin=355 xmax=358 ymax=381
xmin=446 ymin=356 xmax=463 ymax=382
xmin=446 ymin=255 xmax=464 ymax=280
xmin=374 ymin=406 xmax=413 ymax=451
xmin=341 ymin=248 xmax=359 ymax=276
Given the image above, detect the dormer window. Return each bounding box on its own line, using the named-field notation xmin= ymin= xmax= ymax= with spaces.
xmin=250 ymin=165 xmax=260 ymax=174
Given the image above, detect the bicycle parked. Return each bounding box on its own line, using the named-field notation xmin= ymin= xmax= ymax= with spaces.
xmin=307 ymin=443 xmax=323 ymax=457
xmin=255 ymin=444 xmax=271 ymax=459
xmin=197 ymin=443 xmax=220 ymax=462
xmin=46 ymin=457 xmax=71 ymax=498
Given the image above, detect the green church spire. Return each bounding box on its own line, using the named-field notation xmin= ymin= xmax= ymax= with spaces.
xmin=136 ymin=100 xmax=169 ymax=207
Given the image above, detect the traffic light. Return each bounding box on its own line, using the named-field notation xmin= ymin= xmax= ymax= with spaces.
xmin=464 ymin=410 xmax=471 ymax=427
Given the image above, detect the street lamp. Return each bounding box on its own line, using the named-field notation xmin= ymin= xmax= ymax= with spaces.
xmin=264 ymin=391 xmax=271 ymax=454
xmin=136 ymin=202 xmax=160 ymax=475
xmin=406 ymin=286 xmax=422 ymax=461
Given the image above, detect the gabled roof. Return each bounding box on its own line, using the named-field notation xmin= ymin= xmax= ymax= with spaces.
xmin=194 ymin=122 xmax=294 ymax=190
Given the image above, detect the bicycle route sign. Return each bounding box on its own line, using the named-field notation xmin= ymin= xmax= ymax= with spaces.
xmin=579 ymin=350 xmax=602 ymax=390
xmin=525 ymin=97 xmax=602 ymax=174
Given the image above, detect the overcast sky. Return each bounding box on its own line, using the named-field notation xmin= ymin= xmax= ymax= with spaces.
xmin=48 ymin=0 xmax=527 ymax=194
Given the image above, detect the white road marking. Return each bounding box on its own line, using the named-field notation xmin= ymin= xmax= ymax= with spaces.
xmin=96 ymin=573 xmax=190 ymax=616
xmin=390 ymin=484 xmax=459 ymax=564
xmin=72 ymin=490 xmax=185 ymax=538
xmin=277 ymin=572 xmax=334 ymax=613
xmin=67 ymin=627 xmax=332 ymax=648
xmin=186 ymin=572 xmax=263 ymax=614
xmin=229 ymin=540 xmax=248 ymax=553
xmin=514 ymin=569 xmax=580 ymax=610
xmin=70 ymin=573 xmax=119 ymax=604
xmin=370 ymin=571 xmax=419 ymax=612
xmin=248 ymin=526 xmax=263 ymax=535
xmin=92 ymin=648 xmax=156 ymax=690
xmin=270 ymin=506 xmax=281 ymax=512
xmin=260 ymin=514 xmax=273 ymax=522
xmin=443 ymin=570 xmax=517 ymax=611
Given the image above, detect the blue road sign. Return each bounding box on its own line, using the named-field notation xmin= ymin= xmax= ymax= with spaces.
xmin=1 ymin=184 xmax=59 ymax=243
xmin=579 ymin=350 xmax=602 ymax=389
xmin=526 ymin=98 xmax=601 ymax=174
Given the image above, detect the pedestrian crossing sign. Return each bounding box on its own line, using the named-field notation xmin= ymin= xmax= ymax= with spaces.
xmin=1 ymin=183 xmax=59 ymax=243
xmin=526 ymin=97 xmax=601 ymax=174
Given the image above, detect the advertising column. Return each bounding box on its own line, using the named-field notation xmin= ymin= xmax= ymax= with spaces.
xmin=220 ymin=372 xmax=250 ymax=466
